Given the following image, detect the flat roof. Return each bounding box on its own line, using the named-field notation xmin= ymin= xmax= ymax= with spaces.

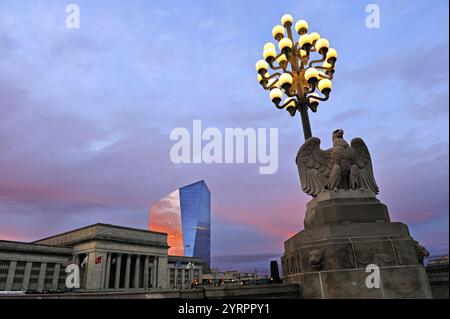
xmin=0 ymin=240 xmax=72 ymax=255
xmin=33 ymin=223 xmax=167 ymax=243
xmin=33 ymin=223 xmax=169 ymax=248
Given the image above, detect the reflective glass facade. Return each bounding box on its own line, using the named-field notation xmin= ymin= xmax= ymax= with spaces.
xmin=149 ymin=180 xmax=211 ymax=268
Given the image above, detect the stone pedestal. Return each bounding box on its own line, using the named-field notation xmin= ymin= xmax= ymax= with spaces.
xmin=281 ymin=190 xmax=432 ymax=299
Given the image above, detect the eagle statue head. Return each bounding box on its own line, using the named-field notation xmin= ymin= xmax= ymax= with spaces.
xmin=332 ymin=129 xmax=346 ymax=147
xmin=332 ymin=129 xmax=344 ymax=140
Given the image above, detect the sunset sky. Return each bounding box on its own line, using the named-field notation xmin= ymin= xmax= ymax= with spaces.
xmin=0 ymin=0 xmax=448 ymax=273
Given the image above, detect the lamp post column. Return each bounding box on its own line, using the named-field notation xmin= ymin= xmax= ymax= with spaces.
xmin=299 ymin=106 xmax=312 ymax=140
xmin=286 ymin=26 xmax=312 ymax=141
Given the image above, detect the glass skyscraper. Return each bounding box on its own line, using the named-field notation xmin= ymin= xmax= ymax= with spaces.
xmin=148 ymin=180 xmax=211 ymax=269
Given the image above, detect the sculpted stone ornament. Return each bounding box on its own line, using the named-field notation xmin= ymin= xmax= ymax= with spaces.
xmin=308 ymin=249 xmax=324 ymax=271
xmin=416 ymin=244 xmax=430 ymax=265
xmin=296 ymin=129 xmax=379 ymax=196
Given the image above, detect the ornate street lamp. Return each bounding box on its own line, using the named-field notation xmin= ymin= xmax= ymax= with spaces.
xmin=255 ymin=14 xmax=337 ymax=140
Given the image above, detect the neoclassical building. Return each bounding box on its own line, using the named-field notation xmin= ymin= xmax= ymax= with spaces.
xmin=0 ymin=224 xmax=203 ymax=293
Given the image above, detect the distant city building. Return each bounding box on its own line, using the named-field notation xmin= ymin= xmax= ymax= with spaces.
xmin=149 ymin=180 xmax=211 ymax=269
xmin=270 ymin=260 xmax=282 ymax=283
xmin=202 ymin=269 xmax=267 ymax=286
xmin=426 ymin=255 xmax=449 ymax=299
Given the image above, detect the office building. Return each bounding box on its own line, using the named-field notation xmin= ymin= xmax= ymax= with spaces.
xmin=149 ymin=180 xmax=211 ymax=268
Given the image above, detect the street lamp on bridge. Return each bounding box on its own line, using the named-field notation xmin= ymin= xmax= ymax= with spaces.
xmin=255 ymin=14 xmax=337 ymax=140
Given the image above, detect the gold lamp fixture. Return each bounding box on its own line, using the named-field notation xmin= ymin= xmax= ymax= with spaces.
xmin=255 ymin=14 xmax=337 ymax=140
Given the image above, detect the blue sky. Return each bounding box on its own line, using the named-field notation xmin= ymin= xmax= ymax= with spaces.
xmin=0 ymin=0 xmax=448 ymax=273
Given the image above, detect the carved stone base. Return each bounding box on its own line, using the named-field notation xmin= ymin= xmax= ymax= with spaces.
xmin=284 ymin=266 xmax=431 ymax=299
xmin=304 ymin=189 xmax=390 ymax=229
xmin=281 ymin=191 xmax=432 ymax=299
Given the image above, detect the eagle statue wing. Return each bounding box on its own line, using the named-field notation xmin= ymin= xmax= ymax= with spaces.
xmin=296 ymin=137 xmax=331 ymax=196
xmin=351 ymin=138 xmax=379 ymax=194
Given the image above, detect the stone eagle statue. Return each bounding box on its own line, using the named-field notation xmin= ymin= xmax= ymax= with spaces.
xmin=296 ymin=129 xmax=379 ymax=196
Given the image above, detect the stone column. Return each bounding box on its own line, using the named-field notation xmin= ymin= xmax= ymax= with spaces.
xmin=5 ymin=260 xmax=17 ymax=291
xmin=52 ymin=264 xmax=61 ymax=291
xmin=124 ymin=254 xmax=131 ymax=289
xmin=90 ymin=252 xmax=106 ymax=290
xmin=158 ymin=257 xmax=169 ymax=289
xmin=181 ymin=269 xmax=186 ymax=289
xmin=174 ymin=268 xmax=178 ymax=288
xmin=104 ymin=253 xmax=111 ymax=289
xmin=188 ymin=268 xmax=192 ymax=287
xmin=152 ymin=257 xmax=158 ymax=288
xmin=22 ymin=262 xmax=32 ymax=291
xmin=133 ymin=255 xmax=140 ymax=288
xmin=114 ymin=254 xmax=122 ymax=289
xmin=143 ymin=256 xmax=149 ymax=290
xmin=37 ymin=262 xmax=47 ymax=293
